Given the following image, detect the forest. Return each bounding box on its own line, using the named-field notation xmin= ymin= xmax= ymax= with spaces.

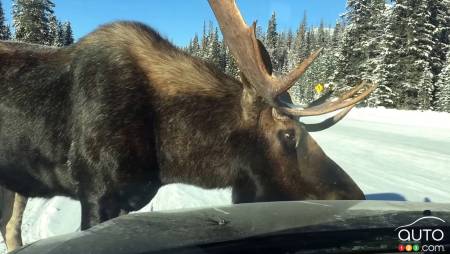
xmin=0 ymin=0 xmax=73 ymax=48
xmin=1 ymin=0 xmax=449 ymax=112
xmin=186 ymin=0 xmax=450 ymax=112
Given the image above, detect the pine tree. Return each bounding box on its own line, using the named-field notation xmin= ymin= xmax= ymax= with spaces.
xmin=255 ymin=24 xmax=264 ymax=41
xmin=374 ymin=3 xmax=407 ymax=108
xmin=407 ymin=0 xmax=434 ymax=110
xmin=364 ymin=0 xmax=387 ymax=81
xmin=188 ymin=33 xmax=201 ymax=58
xmin=0 ymin=0 xmax=11 ymax=40
xmin=305 ymin=28 xmax=316 ymax=57
xmin=428 ymin=0 xmax=450 ymax=108
xmin=287 ymin=12 xmax=307 ymax=72
xmin=61 ymin=21 xmax=74 ymax=45
xmin=435 ymin=52 xmax=450 ymax=112
xmin=298 ymin=12 xmax=308 ymax=59
xmin=327 ymin=21 xmax=344 ymax=87
xmin=48 ymin=13 xmax=63 ymax=46
xmin=200 ymin=21 xmax=208 ymax=57
xmin=265 ymin=12 xmax=283 ymax=72
xmin=334 ymin=0 xmax=386 ymax=91
xmin=274 ymin=31 xmax=288 ymax=74
xmin=286 ymin=29 xmax=293 ymax=50
xmin=265 ymin=12 xmax=277 ymax=49
xmin=218 ymin=37 xmax=227 ymax=72
xmin=55 ymin=20 xmax=65 ymax=46
xmin=317 ymin=20 xmax=326 ymax=47
xmin=225 ymin=45 xmax=239 ymax=78
xmin=206 ymin=27 xmax=221 ymax=68
xmin=331 ymin=21 xmax=343 ymax=48
xmin=13 ymin=0 xmax=55 ymax=44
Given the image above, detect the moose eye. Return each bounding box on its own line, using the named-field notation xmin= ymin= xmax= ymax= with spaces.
xmin=278 ymin=129 xmax=296 ymax=150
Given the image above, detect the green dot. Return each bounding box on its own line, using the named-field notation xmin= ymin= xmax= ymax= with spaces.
xmin=413 ymin=244 xmax=420 ymax=252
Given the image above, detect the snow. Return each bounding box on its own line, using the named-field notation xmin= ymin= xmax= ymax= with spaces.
xmin=1 ymin=107 xmax=449 ymax=253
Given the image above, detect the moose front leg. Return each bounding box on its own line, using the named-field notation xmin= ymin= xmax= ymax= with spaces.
xmin=5 ymin=193 xmax=27 ymax=251
xmin=232 ymin=174 xmax=256 ymax=204
xmin=0 ymin=190 xmax=27 ymax=251
xmin=79 ymin=193 xmax=121 ymax=230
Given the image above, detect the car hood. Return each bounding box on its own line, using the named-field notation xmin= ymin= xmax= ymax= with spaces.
xmin=13 ymin=200 xmax=450 ymax=254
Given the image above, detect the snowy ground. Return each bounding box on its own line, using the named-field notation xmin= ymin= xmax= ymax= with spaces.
xmin=1 ymin=108 xmax=450 ymax=253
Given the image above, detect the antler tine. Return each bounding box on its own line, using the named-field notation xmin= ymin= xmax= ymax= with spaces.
xmin=208 ymin=0 xmax=273 ymax=101
xmin=303 ymin=105 xmax=354 ymax=132
xmin=208 ymin=0 xmax=320 ymax=103
xmin=279 ymin=82 xmax=377 ymax=117
xmin=278 ymin=48 xmax=322 ymax=95
xmin=278 ymin=87 xmax=334 ymax=109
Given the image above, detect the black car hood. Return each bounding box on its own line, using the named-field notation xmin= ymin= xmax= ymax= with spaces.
xmin=13 ymin=200 xmax=450 ymax=254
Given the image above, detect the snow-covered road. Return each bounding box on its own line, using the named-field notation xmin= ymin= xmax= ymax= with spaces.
xmin=310 ymin=108 xmax=450 ymax=203
xmin=1 ymin=108 xmax=449 ymax=253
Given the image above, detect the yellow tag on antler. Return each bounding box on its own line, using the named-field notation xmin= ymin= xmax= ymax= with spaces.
xmin=314 ymin=83 xmax=324 ymax=94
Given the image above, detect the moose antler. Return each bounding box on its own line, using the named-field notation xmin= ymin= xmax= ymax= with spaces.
xmin=208 ymin=0 xmax=320 ymax=102
xmin=208 ymin=0 xmax=376 ymax=120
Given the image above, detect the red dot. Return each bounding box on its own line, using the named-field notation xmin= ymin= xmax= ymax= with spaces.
xmin=398 ymin=244 xmax=405 ymax=252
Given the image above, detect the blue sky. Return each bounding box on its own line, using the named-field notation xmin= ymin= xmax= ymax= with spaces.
xmin=1 ymin=0 xmax=347 ymax=47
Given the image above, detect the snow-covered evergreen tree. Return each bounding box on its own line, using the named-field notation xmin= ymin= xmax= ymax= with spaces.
xmin=55 ymin=20 xmax=65 ymax=46
xmin=265 ymin=12 xmax=277 ymax=49
xmin=48 ymin=13 xmax=64 ymax=46
xmin=317 ymin=20 xmax=326 ymax=47
xmin=285 ymin=29 xmax=293 ymax=50
xmin=331 ymin=21 xmax=343 ymax=48
xmin=376 ymin=0 xmax=435 ymax=110
xmin=0 ymin=0 xmax=11 ymax=40
xmin=286 ymin=13 xmax=308 ymax=102
xmin=205 ymin=27 xmax=221 ymax=69
xmin=187 ymin=33 xmax=201 ymax=58
xmin=61 ymin=21 xmax=74 ymax=45
xmin=305 ymin=28 xmax=316 ymax=56
xmin=428 ymin=0 xmax=450 ymax=108
xmin=334 ymin=0 xmax=386 ymax=91
xmin=435 ymin=52 xmax=450 ymax=112
xmin=218 ymin=37 xmax=227 ymax=73
xmin=13 ymin=0 xmax=55 ymax=44
xmin=224 ymin=45 xmax=239 ymax=78
xmin=274 ymin=31 xmax=289 ymax=74
xmin=200 ymin=21 xmax=208 ymax=57
xmin=374 ymin=3 xmax=405 ymax=108
xmin=265 ymin=12 xmax=283 ymax=72
xmin=407 ymin=0 xmax=435 ymax=110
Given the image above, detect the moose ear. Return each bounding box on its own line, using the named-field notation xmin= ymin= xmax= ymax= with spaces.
xmin=256 ymin=39 xmax=273 ymax=75
xmin=239 ymin=39 xmax=273 ymax=88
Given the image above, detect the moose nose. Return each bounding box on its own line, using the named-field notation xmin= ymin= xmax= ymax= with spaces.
xmin=296 ymin=132 xmax=365 ymax=201
xmin=309 ymin=158 xmax=366 ymax=200
xmin=326 ymin=178 xmax=366 ymax=200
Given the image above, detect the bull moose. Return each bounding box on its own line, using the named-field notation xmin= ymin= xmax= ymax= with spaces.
xmin=0 ymin=0 xmax=375 ymax=234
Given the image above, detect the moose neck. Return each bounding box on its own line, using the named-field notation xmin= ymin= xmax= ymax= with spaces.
xmin=80 ymin=22 xmax=262 ymax=189
xmin=154 ymin=87 xmax=261 ymax=189
xmin=119 ymin=26 xmax=261 ymax=188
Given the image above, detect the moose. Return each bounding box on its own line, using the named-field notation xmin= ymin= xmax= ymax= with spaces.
xmin=0 ymin=0 xmax=375 ymax=242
